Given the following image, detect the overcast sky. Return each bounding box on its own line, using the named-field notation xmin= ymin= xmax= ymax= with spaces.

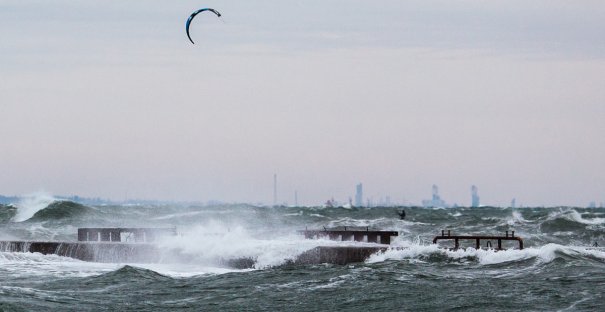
xmin=1 ymin=0 xmax=604 ymax=206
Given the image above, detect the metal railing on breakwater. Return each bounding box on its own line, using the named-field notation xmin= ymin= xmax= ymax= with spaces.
xmin=432 ymin=230 xmax=524 ymax=250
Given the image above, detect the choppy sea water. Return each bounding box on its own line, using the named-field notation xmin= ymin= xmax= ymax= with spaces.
xmin=1 ymin=201 xmax=604 ymax=311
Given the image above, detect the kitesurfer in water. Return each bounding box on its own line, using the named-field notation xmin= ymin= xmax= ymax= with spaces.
xmin=397 ymin=209 xmax=406 ymax=220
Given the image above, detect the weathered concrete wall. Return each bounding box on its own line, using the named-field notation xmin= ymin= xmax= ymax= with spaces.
xmin=294 ymin=246 xmax=387 ymax=265
xmin=0 ymin=241 xmax=160 ymax=263
xmin=0 ymin=241 xmax=389 ymax=268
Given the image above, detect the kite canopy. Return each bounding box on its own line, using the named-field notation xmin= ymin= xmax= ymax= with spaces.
xmin=185 ymin=8 xmax=222 ymax=44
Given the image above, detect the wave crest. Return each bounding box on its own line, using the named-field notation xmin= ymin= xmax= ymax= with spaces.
xmin=366 ymin=243 xmax=605 ymax=266
xmin=26 ymin=201 xmax=95 ymax=222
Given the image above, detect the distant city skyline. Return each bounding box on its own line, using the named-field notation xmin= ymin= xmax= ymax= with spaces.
xmin=1 ymin=1 xmax=604 ymax=207
xmin=1 ymin=187 xmax=603 ymax=208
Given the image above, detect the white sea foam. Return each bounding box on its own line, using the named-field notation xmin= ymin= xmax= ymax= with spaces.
xmin=566 ymin=210 xmax=605 ymax=225
xmin=366 ymin=242 xmax=590 ymax=265
xmin=0 ymin=251 xmax=119 ymax=278
xmin=154 ymin=222 xmax=362 ymax=269
xmin=307 ymin=274 xmax=354 ymax=290
xmin=565 ymin=246 xmax=605 ymax=260
xmin=13 ymin=191 xmax=56 ymax=222
xmin=151 ymin=210 xmax=206 ymax=221
xmin=0 ymin=251 xmax=251 ymax=278
xmin=326 ymin=217 xmax=424 ymax=229
xmin=131 ymin=263 xmax=249 ymax=277
xmin=506 ymin=210 xmax=528 ymax=226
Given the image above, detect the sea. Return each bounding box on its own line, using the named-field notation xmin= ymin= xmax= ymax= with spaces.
xmin=0 ymin=198 xmax=604 ymax=311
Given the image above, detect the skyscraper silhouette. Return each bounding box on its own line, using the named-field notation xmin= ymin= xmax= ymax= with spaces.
xmin=355 ymin=183 xmax=363 ymax=207
xmin=471 ymin=185 xmax=480 ymax=207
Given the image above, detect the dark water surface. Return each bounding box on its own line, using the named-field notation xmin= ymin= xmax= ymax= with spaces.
xmin=1 ymin=202 xmax=604 ymax=311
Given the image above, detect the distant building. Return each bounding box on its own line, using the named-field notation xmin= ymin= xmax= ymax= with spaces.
xmin=471 ymin=185 xmax=480 ymax=208
xmin=511 ymin=198 xmax=516 ymax=208
xmin=422 ymin=184 xmax=447 ymax=208
xmin=355 ymin=183 xmax=363 ymax=207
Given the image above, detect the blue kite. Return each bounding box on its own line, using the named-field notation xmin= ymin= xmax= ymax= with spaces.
xmin=185 ymin=8 xmax=222 ymax=44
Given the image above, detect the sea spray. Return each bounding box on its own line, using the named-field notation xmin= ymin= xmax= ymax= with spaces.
xmin=156 ymin=223 xmax=279 ymax=268
xmin=153 ymin=221 xmax=378 ymax=269
xmin=13 ymin=192 xmax=56 ymax=222
xmin=2 ymin=205 xmax=605 ymax=310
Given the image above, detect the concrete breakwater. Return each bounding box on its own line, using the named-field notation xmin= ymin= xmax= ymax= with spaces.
xmin=294 ymin=246 xmax=387 ymax=265
xmin=1 ymin=230 xmax=526 ymax=268
xmin=0 ymin=241 xmax=160 ymax=263
xmin=0 ymin=240 xmax=388 ymax=268
xmin=0 ymin=228 xmax=400 ymax=268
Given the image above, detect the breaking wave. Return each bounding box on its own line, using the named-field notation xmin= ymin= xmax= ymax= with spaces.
xmin=0 ymin=204 xmax=17 ymax=223
xmin=13 ymin=192 xmax=56 ymax=222
xmin=25 ymin=201 xmax=96 ymax=222
xmin=154 ymin=223 xmax=353 ymax=269
xmin=367 ymin=243 xmax=605 ymax=266
xmin=91 ymin=265 xmax=172 ymax=282
xmin=540 ymin=209 xmax=605 ymax=234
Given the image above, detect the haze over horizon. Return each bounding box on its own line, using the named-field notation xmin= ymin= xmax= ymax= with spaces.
xmin=1 ymin=0 xmax=604 ymax=207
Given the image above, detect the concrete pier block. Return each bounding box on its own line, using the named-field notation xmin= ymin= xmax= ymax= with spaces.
xmin=367 ymin=233 xmax=378 ymax=243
